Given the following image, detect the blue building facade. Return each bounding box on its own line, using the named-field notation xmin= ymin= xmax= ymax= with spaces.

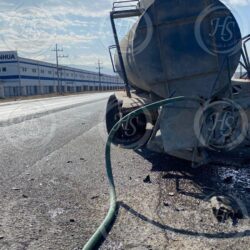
xmin=0 ymin=51 xmax=124 ymax=98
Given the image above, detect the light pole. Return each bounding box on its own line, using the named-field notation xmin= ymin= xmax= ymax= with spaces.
xmin=52 ymin=44 xmax=68 ymax=94
xmin=96 ymin=59 xmax=103 ymax=91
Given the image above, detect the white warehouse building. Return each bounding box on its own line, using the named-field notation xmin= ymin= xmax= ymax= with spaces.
xmin=0 ymin=51 xmax=124 ymax=98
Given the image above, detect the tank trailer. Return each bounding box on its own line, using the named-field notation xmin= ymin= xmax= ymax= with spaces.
xmin=106 ymin=0 xmax=250 ymax=166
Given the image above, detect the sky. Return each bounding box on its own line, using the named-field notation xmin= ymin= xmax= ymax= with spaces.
xmin=0 ymin=0 xmax=249 ymax=74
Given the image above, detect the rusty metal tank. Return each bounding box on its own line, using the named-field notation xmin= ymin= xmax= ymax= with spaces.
xmin=115 ymin=0 xmax=242 ymax=99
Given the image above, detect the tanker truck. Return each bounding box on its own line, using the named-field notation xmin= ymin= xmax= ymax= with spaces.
xmin=106 ymin=0 xmax=250 ymax=166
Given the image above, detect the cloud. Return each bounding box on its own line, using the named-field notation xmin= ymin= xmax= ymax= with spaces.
xmin=40 ymin=0 xmax=113 ymax=18
xmin=222 ymin=0 xmax=250 ymax=6
xmin=0 ymin=1 xmax=108 ymax=58
xmin=0 ymin=0 xmax=249 ymax=72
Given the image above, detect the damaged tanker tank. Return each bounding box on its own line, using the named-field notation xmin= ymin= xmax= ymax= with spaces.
xmin=106 ymin=0 xmax=250 ymax=165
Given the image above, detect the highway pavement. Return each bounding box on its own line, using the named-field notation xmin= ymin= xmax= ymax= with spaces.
xmin=0 ymin=93 xmax=111 ymax=125
xmin=0 ymin=92 xmax=249 ymax=250
xmin=0 ymin=92 xmax=114 ymax=249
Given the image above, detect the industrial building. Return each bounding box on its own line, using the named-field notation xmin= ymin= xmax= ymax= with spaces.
xmin=0 ymin=51 xmax=124 ymax=98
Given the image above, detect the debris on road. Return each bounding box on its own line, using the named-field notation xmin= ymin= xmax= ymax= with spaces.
xmin=175 ymin=207 xmax=185 ymax=212
xmin=143 ymin=175 xmax=152 ymax=184
xmin=163 ymin=202 xmax=170 ymax=207
xmin=210 ymin=196 xmax=243 ymax=222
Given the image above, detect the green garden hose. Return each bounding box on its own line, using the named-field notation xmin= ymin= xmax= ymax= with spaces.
xmin=82 ymin=96 xmax=202 ymax=250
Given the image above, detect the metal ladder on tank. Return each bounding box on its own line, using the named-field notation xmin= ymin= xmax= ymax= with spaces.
xmin=109 ymin=0 xmax=145 ymax=98
xmin=239 ymin=34 xmax=250 ymax=79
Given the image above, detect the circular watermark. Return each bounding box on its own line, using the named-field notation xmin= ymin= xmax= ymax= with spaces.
xmin=194 ymin=99 xmax=248 ymax=151
xmin=128 ymin=11 xmax=154 ymax=56
xmin=195 ymin=3 xmax=242 ymax=56
xmin=3 ymin=101 xmax=56 ymax=151
xmin=0 ymin=3 xmax=58 ymax=57
xmin=99 ymin=94 xmax=155 ymax=149
xmin=98 ymin=8 xmax=153 ymax=57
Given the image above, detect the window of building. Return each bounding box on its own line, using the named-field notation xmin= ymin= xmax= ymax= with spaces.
xmin=40 ymin=69 xmax=45 ymax=74
xmin=2 ymin=67 xmax=6 ymax=72
xmin=32 ymin=69 xmax=37 ymax=73
xmin=48 ymin=71 xmax=52 ymax=74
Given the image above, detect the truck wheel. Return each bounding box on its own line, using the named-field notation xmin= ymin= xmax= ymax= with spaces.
xmin=105 ymin=94 xmax=153 ymax=149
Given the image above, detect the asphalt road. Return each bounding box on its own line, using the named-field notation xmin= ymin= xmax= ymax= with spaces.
xmin=0 ymin=92 xmax=113 ymax=249
xmin=0 ymin=93 xmax=111 ymax=125
xmin=0 ymin=92 xmax=249 ymax=250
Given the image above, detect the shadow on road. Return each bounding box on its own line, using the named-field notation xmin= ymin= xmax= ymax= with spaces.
xmin=135 ymin=148 xmax=250 ymax=214
xmin=118 ymin=202 xmax=250 ymax=239
xmin=117 ymin=147 xmax=250 ymax=239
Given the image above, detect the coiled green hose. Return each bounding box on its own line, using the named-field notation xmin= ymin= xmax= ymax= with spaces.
xmin=82 ymin=96 xmax=202 ymax=250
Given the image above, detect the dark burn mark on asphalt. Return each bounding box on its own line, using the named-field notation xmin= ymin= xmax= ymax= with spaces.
xmin=136 ymin=147 xmax=250 ymax=225
xmin=223 ymin=176 xmax=234 ymax=184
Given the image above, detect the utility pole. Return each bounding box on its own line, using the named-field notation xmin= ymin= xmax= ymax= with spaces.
xmin=96 ymin=59 xmax=103 ymax=91
xmin=52 ymin=44 xmax=68 ymax=95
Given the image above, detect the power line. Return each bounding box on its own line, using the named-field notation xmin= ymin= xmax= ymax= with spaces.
xmin=52 ymin=44 xmax=69 ymax=94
